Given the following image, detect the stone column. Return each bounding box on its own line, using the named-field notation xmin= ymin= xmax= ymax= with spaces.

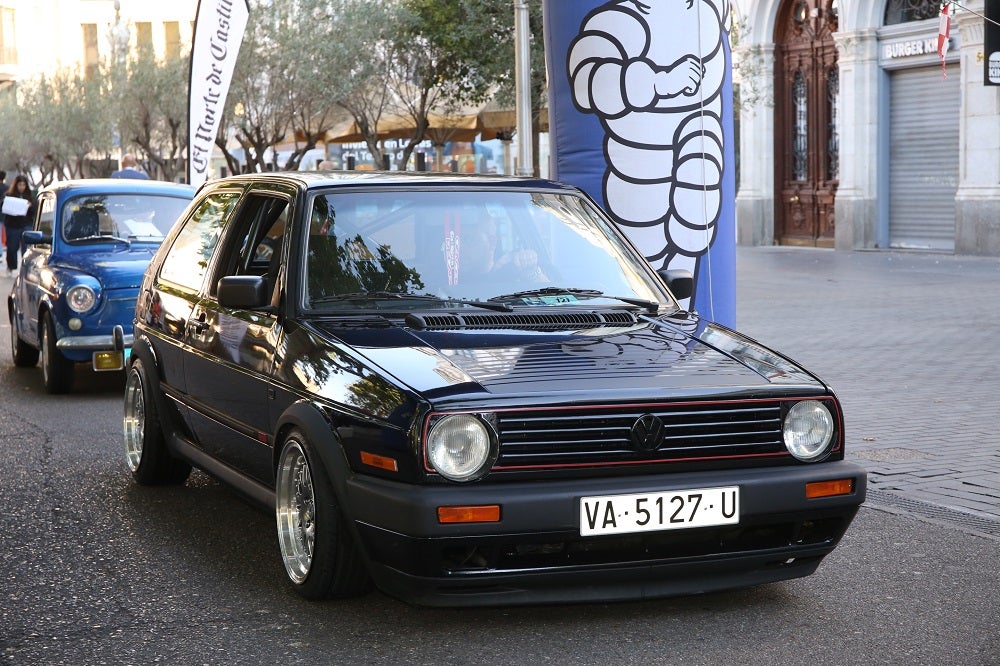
xmin=735 ymin=44 xmax=776 ymax=247
xmin=954 ymin=1 xmax=1000 ymax=255
xmin=833 ymin=28 xmax=881 ymax=250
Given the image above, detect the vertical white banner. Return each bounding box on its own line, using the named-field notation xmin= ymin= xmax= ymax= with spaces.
xmin=188 ymin=0 xmax=250 ymax=187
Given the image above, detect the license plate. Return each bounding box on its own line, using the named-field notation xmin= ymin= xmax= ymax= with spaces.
xmin=580 ymin=486 xmax=739 ymax=536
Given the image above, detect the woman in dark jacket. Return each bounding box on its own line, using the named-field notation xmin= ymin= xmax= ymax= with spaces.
xmin=3 ymin=174 xmax=36 ymax=275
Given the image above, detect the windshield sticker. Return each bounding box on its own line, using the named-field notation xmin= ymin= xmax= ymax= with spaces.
xmin=521 ymin=294 xmax=580 ymax=306
xmin=444 ymin=214 xmax=460 ymax=286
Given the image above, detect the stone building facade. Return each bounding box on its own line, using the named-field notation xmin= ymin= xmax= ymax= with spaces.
xmin=735 ymin=0 xmax=1000 ymax=255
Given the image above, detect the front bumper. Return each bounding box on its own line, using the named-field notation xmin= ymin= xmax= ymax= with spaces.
xmin=343 ymin=462 xmax=867 ymax=607
xmin=56 ymin=327 xmax=132 ymax=370
xmin=55 ymin=332 xmax=134 ymax=350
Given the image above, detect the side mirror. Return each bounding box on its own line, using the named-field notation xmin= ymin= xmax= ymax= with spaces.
xmin=657 ymin=268 xmax=694 ymax=302
xmin=22 ymin=230 xmax=51 ymax=245
xmin=217 ymin=275 xmax=271 ymax=310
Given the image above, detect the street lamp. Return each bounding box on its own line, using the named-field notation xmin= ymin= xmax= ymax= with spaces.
xmin=514 ymin=0 xmax=533 ymax=176
xmin=111 ymin=0 xmax=130 ymax=66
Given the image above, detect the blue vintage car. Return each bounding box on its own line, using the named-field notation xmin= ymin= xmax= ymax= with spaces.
xmin=8 ymin=179 xmax=194 ymax=393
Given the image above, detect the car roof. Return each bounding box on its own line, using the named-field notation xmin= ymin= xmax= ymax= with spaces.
xmin=40 ymin=179 xmax=196 ymax=198
xmin=198 ymin=170 xmax=582 ymax=194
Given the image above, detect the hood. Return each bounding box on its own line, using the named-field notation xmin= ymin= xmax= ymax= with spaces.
xmin=319 ymin=310 xmax=823 ymax=399
xmin=53 ymin=247 xmax=158 ymax=290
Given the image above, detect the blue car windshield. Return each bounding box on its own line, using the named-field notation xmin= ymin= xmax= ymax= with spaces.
xmin=61 ymin=194 xmax=190 ymax=244
xmin=304 ymin=189 xmax=672 ymax=310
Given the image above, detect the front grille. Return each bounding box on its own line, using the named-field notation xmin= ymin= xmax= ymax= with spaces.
xmin=494 ymin=400 xmax=788 ymax=470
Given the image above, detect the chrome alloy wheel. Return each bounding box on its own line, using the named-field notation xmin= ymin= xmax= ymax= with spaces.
xmin=123 ymin=367 xmax=145 ymax=472
xmin=276 ymin=440 xmax=317 ymax=584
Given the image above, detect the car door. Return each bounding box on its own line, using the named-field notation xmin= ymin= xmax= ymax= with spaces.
xmin=181 ymin=187 xmax=295 ymax=485
xmin=14 ymin=193 xmax=55 ymax=345
xmin=140 ymin=188 xmax=242 ymax=417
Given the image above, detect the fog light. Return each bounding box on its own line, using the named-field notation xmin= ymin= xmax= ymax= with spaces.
xmin=68 ymin=318 xmax=83 ymax=331
xmin=93 ymin=350 xmax=124 ymax=371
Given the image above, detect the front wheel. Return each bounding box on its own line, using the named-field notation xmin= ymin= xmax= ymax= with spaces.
xmin=275 ymin=431 xmax=371 ymax=600
xmin=41 ymin=313 xmax=74 ymax=394
xmin=123 ymin=358 xmax=191 ymax=485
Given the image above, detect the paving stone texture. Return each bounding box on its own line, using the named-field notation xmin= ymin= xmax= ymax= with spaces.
xmin=734 ymin=246 xmax=1000 ymax=525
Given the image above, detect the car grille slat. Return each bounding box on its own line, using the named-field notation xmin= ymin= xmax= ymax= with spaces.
xmin=493 ymin=401 xmax=788 ymax=468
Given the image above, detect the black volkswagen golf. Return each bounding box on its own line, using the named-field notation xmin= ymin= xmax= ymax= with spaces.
xmin=124 ymin=171 xmax=865 ymax=607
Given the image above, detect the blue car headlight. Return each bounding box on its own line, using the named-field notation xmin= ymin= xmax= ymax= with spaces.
xmin=66 ymin=285 xmax=97 ymax=314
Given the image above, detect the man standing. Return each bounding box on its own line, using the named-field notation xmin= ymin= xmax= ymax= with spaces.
xmin=111 ymin=154 xmax=150 ymax=180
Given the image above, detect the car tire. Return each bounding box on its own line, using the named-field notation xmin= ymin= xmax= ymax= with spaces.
xmin=9 ymin=310 xmax=39 ymax=367
xmin=41 ymin=312 xmax=74 ymax=394
xmin=123 ymin=358 xmax=191 ymax=485
xmin=275 ymin=430 xmax=371 ymax=600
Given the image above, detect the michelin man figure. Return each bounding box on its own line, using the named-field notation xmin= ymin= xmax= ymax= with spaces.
xmin=567 ymin=0 xmax=730 ymax=310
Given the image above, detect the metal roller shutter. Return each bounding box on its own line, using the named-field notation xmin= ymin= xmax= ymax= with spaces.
xmin=888 ymin=64 xmax=960 ymax=251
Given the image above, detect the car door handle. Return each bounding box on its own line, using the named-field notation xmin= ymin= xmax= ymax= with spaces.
xmin=190 ymin=314 xmax=209 ymax=334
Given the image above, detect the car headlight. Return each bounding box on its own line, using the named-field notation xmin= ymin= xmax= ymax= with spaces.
xmin=66 ymin=285 xmax=97 ymax=313
xmin=426 ymin=414 xmax=497 ymax=482
xmin=783 ymin=400 xmax=835 ymax=461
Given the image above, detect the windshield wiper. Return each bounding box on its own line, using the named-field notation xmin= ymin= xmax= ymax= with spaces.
xmin=72 ymin=234 xmax=131 ymax=246
xmin=488 ymin=287 xmax=660 ymax=312
xmin=311 ymin=291 xmax=513 ymax=312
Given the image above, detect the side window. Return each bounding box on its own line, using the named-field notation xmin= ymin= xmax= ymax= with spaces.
xmin=37 ymin=196 xmax=55 ymax=237
xmin=211 ymin=193 xmax=290 ymax=294
xmin=159 ymin=192 xmax=240 ymax=291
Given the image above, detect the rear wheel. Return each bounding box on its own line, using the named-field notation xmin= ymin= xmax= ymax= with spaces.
xmin=123 ymin=358 xmax=191 ymax=485
xmin=275 ymin=430 xmax=371 ymax=600
xmin=41 ymin=313 xmax=74 ymax=394
xmin=9 ymin=309 xmax=39 ymax=367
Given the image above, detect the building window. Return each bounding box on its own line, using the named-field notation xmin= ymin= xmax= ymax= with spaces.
xmin=792 ymin=71 xmax=808 ymax=181
xmin=827 ymin=67 xmax=839 ymax=181
xmin=884 ymin=0 xmax=940 ymax=25
xmin=82 ymin=23 xmax=99 ymax=79
xmin=136 ymin=21 xmax=153 ymax=52
xmin=164 ymin=21 xmax=181 ymax=59
xmin=0 ymin=8 xmax=16 ymax=65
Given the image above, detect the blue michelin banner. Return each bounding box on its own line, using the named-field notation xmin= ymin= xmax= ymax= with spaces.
xmin=543 ymin=0 xmax=736 ymax=326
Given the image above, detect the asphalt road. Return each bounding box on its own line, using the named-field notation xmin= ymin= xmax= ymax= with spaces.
xmin=0 ymin=321 xmax=997 ymax=665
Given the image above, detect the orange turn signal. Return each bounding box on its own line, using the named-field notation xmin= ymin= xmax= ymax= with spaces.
xmin=360 ymin=451 xmax=399 ymax=472
xmin=806 ymin=478 xmax=855 ymax=499
xmin=437 ymin=505 xmax=501 ymax=524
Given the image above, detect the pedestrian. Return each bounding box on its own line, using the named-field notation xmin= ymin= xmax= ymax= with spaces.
xmin=0 ymin=170 xmax=6 ymax=262
xmin=2 ymin=175 xmax=36 ymax=275
xmin=111 ymin=153 xmax=149 ymax=179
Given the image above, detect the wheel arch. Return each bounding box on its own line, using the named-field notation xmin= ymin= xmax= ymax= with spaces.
xmin=271 ymin=400 xmax=350 ymax=482
xmin=35 ymin=301 xmax=55 ymax=346
xmin=274 ymin=401 xmax=355 ymax=509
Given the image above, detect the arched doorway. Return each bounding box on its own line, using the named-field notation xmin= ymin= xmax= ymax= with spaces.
xmin=774 ymin=0 xmax=839 ymax=247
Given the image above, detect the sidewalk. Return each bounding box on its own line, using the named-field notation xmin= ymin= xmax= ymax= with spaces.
xmin=735 ymin=246 xmax=1000 ymax=532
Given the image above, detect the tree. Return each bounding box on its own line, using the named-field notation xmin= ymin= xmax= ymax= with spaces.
xmin=218 ymin=7 xmax=296 ymax=174
xmin=264 ymin=0 xmax=356 ymax=170
xmin=118 ymin=51 xmax=190 ymax=181
xmin=400 ymin=0 xmax=545 ymax=174
xmin=0 ymin=68 xmax=114 ymax=186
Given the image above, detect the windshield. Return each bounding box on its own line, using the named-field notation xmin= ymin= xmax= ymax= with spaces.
xmin=61 ymin=193 xmax=190 ymax=244
xmin=304 ymin=189 xmax=671 ymax=311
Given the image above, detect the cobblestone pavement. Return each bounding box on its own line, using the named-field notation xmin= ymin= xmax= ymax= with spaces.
xmin=734 ymin=246 xmax=1000 ymax=534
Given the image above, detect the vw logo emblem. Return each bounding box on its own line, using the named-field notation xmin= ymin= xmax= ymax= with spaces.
xmin=630 ymin=414 xmax=664 ymax=452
